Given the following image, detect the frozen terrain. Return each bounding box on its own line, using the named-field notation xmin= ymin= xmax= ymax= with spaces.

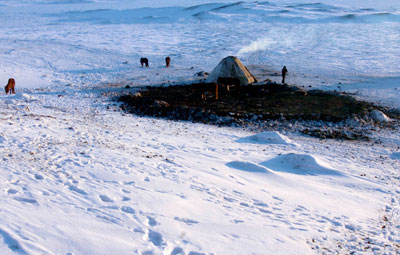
xmin=1 ymin=89 xmax=400 ymax=254
xmin=1 ymin=0 xmax=399 ymax=106
xmin=0 ymin=0 xmax=400 ymax=254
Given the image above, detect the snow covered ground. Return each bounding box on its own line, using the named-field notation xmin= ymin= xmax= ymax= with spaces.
xmin=1 ymin=88 xmax=400 ymax=254
xmin=1 ymin=0 xmax=400 ymax=254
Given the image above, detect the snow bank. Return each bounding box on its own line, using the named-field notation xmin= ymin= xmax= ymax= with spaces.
xmin=226 ymin=161 xmax=272 ymax=174
xmin=370 ymin=110 xmax=390 ymax=122
xmin=261 ymin=153 xmax=344 ymax=176
xmin=236 ymin=131 xmax=296 ymax=146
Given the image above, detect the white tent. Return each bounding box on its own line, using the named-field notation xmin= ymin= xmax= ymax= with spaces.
xmin=206 ymin=56 xmax=257 ymax=85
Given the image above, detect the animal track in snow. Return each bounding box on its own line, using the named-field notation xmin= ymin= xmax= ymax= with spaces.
xmin=121 ymin=206 xmax=136 ymax=214
xmin=170 ymin=247 xmax=185 ymax=255
xmin=121 ymin=196 xmax=131 ymax=201
xmin=68 ymin=185 xmax=87 ymax=195
xmin=0 ymin=228 xmax=27 ymax=254
xmin=146 ymin=230 xmax=164 ymax=247
xmin=14 ymin=197 xmax=38 ymax=204
xmin=7 ymin=189 xmax=18 ymax=195
xmin=146 ymin=216 xmax=158 ymax=227
xmin=188 ymin=251 xmax=206 ymax=255
xmin=174 ymin=217 xmax=199 ymax=225
xmin=34 ymin=173 xmax=43 ymax=180
xmin=99 ymin=195 xmax=113 ymax=203
xmin=253 ymin=200 xmax=269 ymax=208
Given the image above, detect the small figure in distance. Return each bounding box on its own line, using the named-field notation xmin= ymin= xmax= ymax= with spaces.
xmin=281 ymin=66 xmax=288 ymax=84
xmin=140 ymin=58 xmax=149 ymax=67
xmin=165 ymin=56 xmax=171 ymax=68
xmin=5 ymin=78 xmax=15 ymax=94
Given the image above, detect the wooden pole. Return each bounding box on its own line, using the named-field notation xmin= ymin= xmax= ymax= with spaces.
xmin=215 ymin=83 xmax=219 ymax=100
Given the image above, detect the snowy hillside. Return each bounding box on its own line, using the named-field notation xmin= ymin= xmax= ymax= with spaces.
xmin=0 ymin=0 xmax=400 ymax=254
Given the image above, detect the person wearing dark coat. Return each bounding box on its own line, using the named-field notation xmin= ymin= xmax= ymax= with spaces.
xmin=165 ymin=56 xmax=171 ymax=68
xmin=281 ymin=66 xmax=288 ymax=84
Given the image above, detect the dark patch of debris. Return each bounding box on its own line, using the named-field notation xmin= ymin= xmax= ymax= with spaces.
xmin=117 ymin=82 xmax=399 ymax=140
xmin=301 ymin=128 xmax=370 ymax=141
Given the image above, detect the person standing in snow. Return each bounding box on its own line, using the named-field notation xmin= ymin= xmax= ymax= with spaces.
xmin=281 ymin=66 xmax=288 ymax=84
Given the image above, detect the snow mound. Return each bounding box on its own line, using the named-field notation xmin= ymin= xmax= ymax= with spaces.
xmin=370 ymin=110 xmax=390 ymax=122
xmin=236 ymin=131 xmax=295 ymax=146
xmin=261 ymin=153 xmax=344 ymax=176
xmin=226 ymin=161 xmax=271 ymax=174
xmin=20 ymin=93 xmax=39 ymax=103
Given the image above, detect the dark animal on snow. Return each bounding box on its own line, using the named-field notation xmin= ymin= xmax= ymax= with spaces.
xmin=4 ymin=78 xmax=15 ymax=94
xmin=165 ymin=56 xmax=171 ymax=68
xmin=140 ymin=58 xmax=149 ymax=67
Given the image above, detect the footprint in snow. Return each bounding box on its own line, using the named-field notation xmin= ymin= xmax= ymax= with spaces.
xmin=147 ymin=216 xmax=158 ymax=227
xmin=272 ymin=196 xmax=284 ymax=202
xmin=0 ymin=228 xmax=28 ymax=254
xmin=14 ymin=197 xmax=38 ymax=204
xmin=188 ymin=251 xmax=206 ymax=255
xmin=34 ymin=173 xmax=43 ymax=180
xmin=146 ymin=230 xmax=164 ymax=247
xmin=239 ymin=202 xmax=250 ymax=207
xmin=253 ymin=200 xmax=269 ymax=208
xmin=174 ymin=217 xmax=199 ymax=226
xmin=7 ymin=189 xmax=18 ymax=195
xmin=68 ymin=185 xmax=87 ymax=195
xmin=121 ymin=206 xmax=136 ymax=214
xmin=170 ymin=247 xmax=185 ymax=255
xmin=223 ymin=196 xmax=236 ymax=203
xmin=258 ymin=208 xmax=273 ymax=214
xmin=99 ymin=195 xmax=113 ymax=203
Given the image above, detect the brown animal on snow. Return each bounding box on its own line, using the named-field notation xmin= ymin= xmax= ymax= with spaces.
xmin=5 ymin=78 xmax=15 ymax=94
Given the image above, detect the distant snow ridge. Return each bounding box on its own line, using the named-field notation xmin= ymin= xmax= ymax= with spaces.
xmin=52 ymin=2 xmax=400 ymax=25
xmin=237 ymin=131 xmax=295 ymax=146
xmin=262 ymin=153 xmax=344 ymax=176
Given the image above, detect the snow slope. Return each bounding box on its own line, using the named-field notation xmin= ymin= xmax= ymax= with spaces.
xmin=1 ymin=88 xmax=400 ymax=254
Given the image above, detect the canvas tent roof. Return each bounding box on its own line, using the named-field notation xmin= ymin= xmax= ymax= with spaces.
xmin=206 ymin=56 xmax=257 ymax=85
